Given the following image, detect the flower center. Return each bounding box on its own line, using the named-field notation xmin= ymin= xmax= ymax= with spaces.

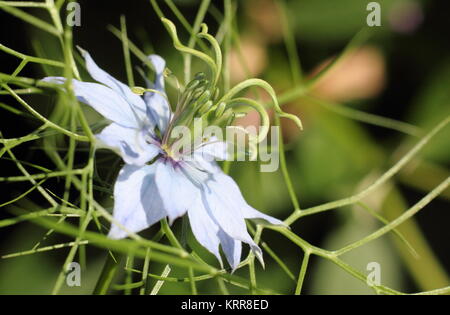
xmin=160 ymin=143 xmax=175 ymax=159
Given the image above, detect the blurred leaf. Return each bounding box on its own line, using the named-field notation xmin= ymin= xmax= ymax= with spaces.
xmin=309 ymin=213 xmax=404 ymax=294
xmin=408 ymin=59 xmax=450 ymax=164
xmin=288 ymin=0 xmax=395 ymax=43
xmin=294 ymin=109 xmax=383 ymax=200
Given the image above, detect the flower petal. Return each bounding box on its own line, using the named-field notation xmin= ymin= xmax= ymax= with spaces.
xmin=148 ymin=54 xmax=166 ymax=90
xmin=241 ymin=206 xmax=285 ymax=226
xmin=203 ymin=172 xmax=264 ymax=265
xmin=42 ymin=77 xmax=140 ymax=128
xmin=185 ymin=158 xmax=221 ymax=174
xmin=96 ymin=123 xmax=160 ymax=166
xmin=183 ymin=138 xmax=228 ymax=173
xmin=218 ymin=229 xmax=242 ymax=271
xmin=155 ymin=160 xmax=201 ymax=223
xmin=109 ymin=164 xmax=166 ymax=239
xmin=144 ymin=55 xmax=171 ymax=134
xmin=195 ymin=139 xmax=229 ymax=160
xmin=187 ymin=197 xmax=222 ymax=267
xmin=187 ymin=139 xmax=228 ymax=173
xmin=81 ymin=50 xmax=147 ymax=117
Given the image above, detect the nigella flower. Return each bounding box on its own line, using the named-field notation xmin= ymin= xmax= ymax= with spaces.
xmin=43 ymin=51 xmax=283 ymax=270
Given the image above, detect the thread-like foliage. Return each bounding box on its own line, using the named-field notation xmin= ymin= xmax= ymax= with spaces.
xmin=0 ymin=0 xmax=448 ymax=295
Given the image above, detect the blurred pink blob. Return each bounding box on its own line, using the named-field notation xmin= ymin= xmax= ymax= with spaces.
xmin=228 ymin=35 xmax=268 ymax=84
xmin=311 ymin=46 xmax=386 ymax=102
xmin=389 ymin=1 xmax=424 ymax=33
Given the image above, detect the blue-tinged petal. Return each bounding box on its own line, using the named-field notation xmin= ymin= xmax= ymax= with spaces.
xmin=187 ymin=197 xmax=223 ymax=267
xmin=144 ymin=55 xmax=171 ymax=134
xmin=241 ymin=206 xmax=285 ymax=226
xmin=148 ymin=55 xmax=166 ymax=90
xmin=195 ymin=139 xmax=229 ymax=160
xmin=144 ymin=86 xmax=170 ymax=134
xmin=218 ymin=229 xmax=242 ymax=271
xmin=179 ymin=160 xmax=211 ymax=184
xmin=155 ymin=160 xmax=201 ymax=223
xmin=109 ymin=164 xmax=166 ymax=239
xmin=96 ymin=123 xmax=160 ymax=166
xmin=188 ymin=139 xmax=228 ymax=173
xmin=183 ymin=158 xmax=222 ymax=175
xmin=203 ymin=172 xmax=264 ymax=266
xmin=42 ymin=77 xmax=140 ymax=128
xmin=185 ymin=157 xmax=220 ymax=174
xmin=81 ymin=50 xmax=147 ymax=118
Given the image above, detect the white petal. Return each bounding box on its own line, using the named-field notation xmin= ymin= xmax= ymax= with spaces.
xmin=183 ymin=155 xmax=220 ymax=174
xmin=96 ymin=123 xmax=160 ymax=166
xmin=155 ymin=160 xmax=201 ymax=223
xmin=179 ymin=160 xmax=211 ymax=184
xmin=43 ymin=77 xmax=140 ymax=128
xmin=218 ymin=229 xmax=242 ymax=271
xmin=242 ymin=206 xmax=285 ymax=226
xmin=148 ymin=55 xmax=166 ymax=89
xmin=188 ymin=139 xmax=228 ymax=173
xmin=195 ymin=139 xmax=229 ymax=160
xmin=144 ymin=55 xmax=171 ymax=134
xmin=194 ymin=159 xmax=221 ymax=174
xmin=82 ymin=50 xmax=147 ymax=117
xmin=203 ymin=172 xmax=263 ymax=264
xmin=145 ymin=92 xmax=171 ymax=134
xmin=109 ymin=164 xmax=166 ymax=239
xmin=187 ymin=197 xmax=222 ymax=267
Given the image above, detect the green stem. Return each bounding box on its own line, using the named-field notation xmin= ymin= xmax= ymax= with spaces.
xmin=140 ymin=248 xmax=152 ymax=295
xmin=274 ymin=115 xmax=301 ymax=212
xmin=285 ymin=116 xmax=450 ymax=225
xmin=294 ymin=251 xmax=310 ymax=295
xmin=381 ymin=186 xmax=450 ymax=290
xmin=93 ymin=253 xmax=123 ymax=295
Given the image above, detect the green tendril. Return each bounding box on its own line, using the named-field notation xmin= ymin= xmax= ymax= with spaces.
xmin=161 ymin=18 xmax=218 ymax=89
xmin=216 ymin=78 xmax=303 ymax=131
xmin=226 ymin=97 xmax=270 ymax=143
xmin=197 ymin=23 xmax=222 ymax=87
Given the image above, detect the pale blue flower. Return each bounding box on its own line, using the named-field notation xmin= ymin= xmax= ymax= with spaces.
xmin=43 ymin=51 xmax=283 ymax=269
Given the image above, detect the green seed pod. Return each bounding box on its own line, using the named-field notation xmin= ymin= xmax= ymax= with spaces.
xmin=174 ymin=108 xmax=195 ymax=128
xmin=196 ymin=100 xmax=213 ymax=116
xmin=193 ymin=90 xmax=211 ymax=107
xmin=222 ymin=108 xmax=234 ymax=120
xmin=194 ymin=72 xmax=206 ymax=81
xmin=225 ymin=111 xmax=236 ymax=126
xmin=198 ymin=79 xmax=209 ymax=89
xmin=191 ymin=87 xmax=207 ymax=100
xmin=213 ymin=87 xmax=220 ymax=101
xmin=185 ymin=79 xmax=200 ymax=91
xmin=214 ymin=102 xmax=227 ymax=117
xmin=213 ymin=108 xmax=234 ymax=126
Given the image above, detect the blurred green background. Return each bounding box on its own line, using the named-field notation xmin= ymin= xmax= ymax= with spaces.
xmin=0 ymin=0 xmax=449 ymax=294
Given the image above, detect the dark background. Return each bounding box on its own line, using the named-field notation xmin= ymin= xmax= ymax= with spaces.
xmin=0 ymin=0 xmax=449 ymax=294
